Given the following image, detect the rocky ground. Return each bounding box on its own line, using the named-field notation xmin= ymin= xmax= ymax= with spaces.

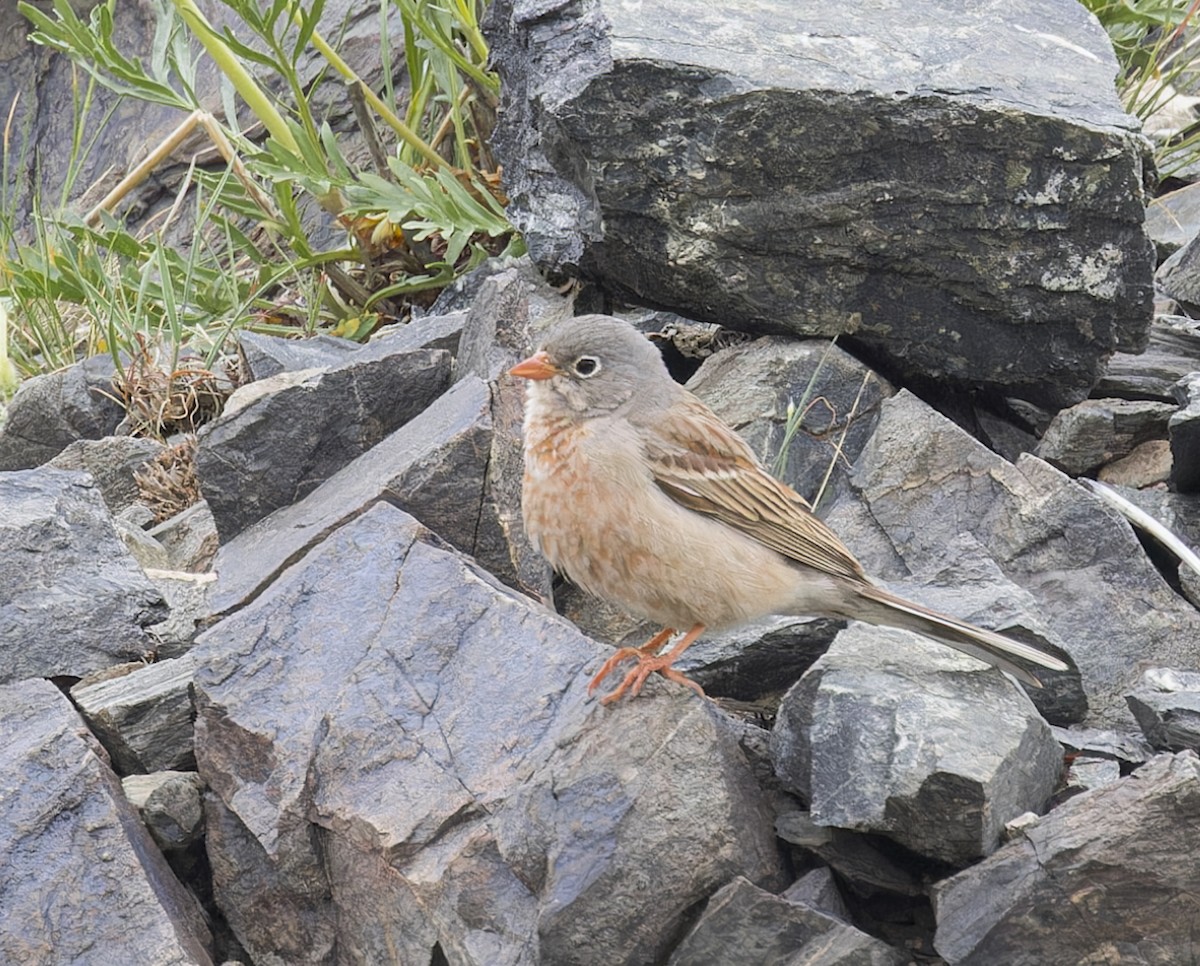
xmin=3 ymin=0 xmax=1200 ymax=965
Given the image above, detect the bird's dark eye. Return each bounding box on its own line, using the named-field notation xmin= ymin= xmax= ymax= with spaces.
xmin=573 ymin=355 xmax=601 ymax=378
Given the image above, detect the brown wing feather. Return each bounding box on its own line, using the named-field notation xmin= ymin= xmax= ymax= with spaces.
xmin=642 ymin=395 xmax=866 ymax=582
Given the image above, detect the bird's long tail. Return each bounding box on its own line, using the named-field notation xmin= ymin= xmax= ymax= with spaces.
xmin=849 ymin=585 xmax=1070 ymax=687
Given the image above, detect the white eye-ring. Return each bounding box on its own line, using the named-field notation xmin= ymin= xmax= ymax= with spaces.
xmin=573 ymin=355 xmax=601 ymax=378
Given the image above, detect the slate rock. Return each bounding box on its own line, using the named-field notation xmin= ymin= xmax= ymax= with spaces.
xmin=486 ymin=0 xmax=1153 ymax=408
xmin=668 ymin=876 xmax=907 ymax=966
xmin=47 ymin=434 xmax=165 ymax=513
xmin=933 ymin=752 xmax=1200 ymax=965
xmin=122 ymin=771 xmax=206 ymax=852
xmin=369 ymin=309 xmax=467 ymax=355
xmin=235 ymin=331 xmax=361 ymax=381
xmin=208 ymin=375 xmax=512 ymax=615
xmin=782 ymin=866 xmax=851 ymax=921
xmin=686 ymin=336 xmax=894 ymax=508
xmin=0 ymin=468 xmax=167 ymax=682
xmin=1096 ymin=314 xmax=1200 ymax=400
xmin=147 ymin=500 xmax=219 ymax=573
xmin=1145 ymin=181 xmax=1200 ymax=258
xmin=1127 ymin=667 xmax=1200 ymax=752
xmin=0 ymin=354 xmax=125 ymax=470
xmin=775 ymin=811 xmax=924 ymax=899
xmin=194 ymin=345 xmax=451 ymax=540
xmin=0 ymin=679 xmax=212 ymax=964
xmin=1035 ymin=398 xmax=1175 ymax=476
xmin=771 ymin=625 xmax=1062 ymax=865
xmin=1169 ymin=372 xmax=1200 ymax=492
xmin=828 ymin=390 xmax=1200 ymax=726
xmin=72 ymin=653 xmax=199 ymax=774
xmin=1050 ymin=723 xmax=1154 ymax=769
xmin=193 ymin=502 xmax=784 ymax=965
xmin=1097 ymin=438 xmax=1172 ymax=488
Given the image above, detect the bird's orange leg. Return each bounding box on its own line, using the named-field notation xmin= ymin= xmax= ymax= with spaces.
xmin=588 ymin=627 xmax=674 ymax=696
xmin=596 ymin=623 xmax=708 ymax=705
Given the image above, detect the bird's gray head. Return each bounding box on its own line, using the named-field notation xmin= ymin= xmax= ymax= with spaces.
xmin=509 ymin=314 xmax=675 ymax=418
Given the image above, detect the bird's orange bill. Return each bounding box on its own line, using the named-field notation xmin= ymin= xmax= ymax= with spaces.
xmin=509 ymin=350 xmax=561 ymax=380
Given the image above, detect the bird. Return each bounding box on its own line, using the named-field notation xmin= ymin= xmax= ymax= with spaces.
xmin=509 ymin=314 xmax=1070 ymax=705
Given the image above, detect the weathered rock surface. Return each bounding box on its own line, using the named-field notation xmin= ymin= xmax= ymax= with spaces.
xmin=0 ymin=468 xmax=167 ymax=682
xmin=1170 ymin=372 xmax=1200 ymax=491
xmin=0 ymin=355 xmax=125 ymax=470
xmin=487 ymin=0 xmax=1153 ymax=407
xmin=47 ymin=434 xmax=165 ymax=513
xmin=122 ymin=771 xmax=206 ymax=853
xmin=1145 ymin=181 xmax=1200 ymax=257
xmin=1035 ymin=398 xmax=1175 ymax=475
xmin=194 ymin=501 xmax=784 ymax=964
xmin=1127 ymin=668 xmax=1200 ymax=752
xmin=775 ymin=811 xmax=924 ymax=900
xmin=687 ymin=336 xmax=894 ymax=508
xmin=668 ymin=876 xmax=907 ymax=966
xmin=72 ymin=653 xmax=199 ymax=774
xmin=828 ymin=390 xmax=1200 ymax=726
xmin=1097 ymin=314 xmax=1200 ymax=400
xmin=771 ymin=626 xmax=1062 ymax=865
xmin=0 ymin=678 xmax=212 ymax=964
xmin=194 ymin=344 xmax=451 ymax=540
xmin=933 ymin=752 xmax=1200 ymax=965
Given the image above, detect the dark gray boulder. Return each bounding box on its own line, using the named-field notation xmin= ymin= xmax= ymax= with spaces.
xmin=1096 ymin=314 xmax=1200 ymax=400
xmin=1169 ymin=372 xmax=1200 ymax=491
xmin=1034 ymin=398 xmax=1175 ymax=476
xmin=194 ymin=502 xmax=784 ymax=964
xmin=1127 ymin=668 xmax=1200 ymax=752
xmin=486 ymin=0 xmax=1153 ymax=407
xmin=0 ymin=468 xmax=167 ymax=682
xmin=47 ymin=435 xmax=165 ymax=513
xmin=933 ymin=752 xmax=1200 ymax=965
xmin=194 ymin=345 xmax=451 ymax=540
xmin=770 ymin=625 xmax=1062 ymax=865
xmin=0 ymin=678 xmax=212 ymax=964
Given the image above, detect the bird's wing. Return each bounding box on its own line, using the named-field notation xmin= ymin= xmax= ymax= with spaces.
xmin=642 ymin=394 xmax=866 ymax=582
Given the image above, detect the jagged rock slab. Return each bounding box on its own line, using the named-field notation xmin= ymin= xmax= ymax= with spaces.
xmin=668 ymin=876 xmax=907 ymax=966
xmin=1050 ymin=724 xmax=1154 ymax=768
xmin=0 ymin=468 xmax=167 ymax=682
xmin=0 ymin=679 xmax=212 ymax=964
xmin=1145 ymin=181 xmax=1200 ymax=257
xmin=0 ymin=354 xmax=125 ymax=470
xmin=1170 ymin=372 xmax=1200 ymax=492
xmin=828 ymin=390 xmax=1200 ymax=726
xmin=1127 ymin=668 xmax=1200 ymax=752
xmin=1096 ymin=439 xmax=1172 ymax=488
xmin=209 ymin=375 xmax=503 ymax=615
xmin=47 ymin=435 xmax=164 ymax=513
xmin=487 ymin=0 xmax=1153 ymax=407
xmin=122 ymin=771 xmax=206 ymax=852
xmin=771 ymin=626 xmax=1062 ymax=865
xmin=687 ymin=336 xmax=894 ymax=508
xmin=775 ymin=811 xmax=924 ymax=900
xmin=195 ymin=345 xmax=451 ymax=540
xmin=369 ymin=309 xmax=467 ymax=355
xmin=235 ymin=331 xmax=362 ymax=380
xmin=71 ymin=653 xmax=199 ymax=774
xmin=1034 ymin=398 xmax=1175 ymax=476
xmin=1096 ymin=314 xmax=1200 ymax=400
xmin=933 ymin=752 xmax=1200 ymax=965
xmin=194 ymin=502 xmax=784 ymax=965
xmin=148 ymin=501 xmax=219 ymax=573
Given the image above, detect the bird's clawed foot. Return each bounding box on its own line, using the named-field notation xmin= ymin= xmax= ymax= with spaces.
xmin=588 ymin=624 xmax=707 ymax=705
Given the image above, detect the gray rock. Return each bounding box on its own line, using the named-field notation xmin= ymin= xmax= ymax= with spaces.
xmin=122 ymin=771 xmax=206 ymax=852
xmin=235 ymin=331 xmax=361 ymax=381
xmin=144 ymin=570 xmax=216 ymax=659
xmin=147 ymin=501 xmax=219 ymax=573
xmin=1127 ymin=667 xmax=1200 ymax=752
xmin=0 ymin=355 xmax=125 ymax=470
xmin=1157 ymin=228 xmax=1200 ymax=310
xmin=1145 ymin=181 xmax=1200 ymax=258
xmin=668 ymin=876 xmax=907 ymax=966
xmin=369 ymin=310 xmax=467 ymax=355
xmin=1096 ymin=439 xmax=1172 ymax=488
xmin=1063 ymin=756 xmax=1122 ymax=793
xmin=1035 ymin=398 xmax=1175 ymax=476
xmin=830 ymin=390 xmax=1200 ymax=726
xmin=48 ymin=435 xmax=165 ymax=513
xmin=116 ymin=512 xmax=171 ymax=571
xmin=72 ymin=653 xmax=199 ymax=774
xmin=1050 ymin=724 xmax=1154 ymax=768
xmin=0 ymin=468 xmax=167 ymax=682
xmin=1097 ymin=314 xmax=1200 ymax=400
xmin=0 ymin=679 xmax=212 ymax=964
xmin=208 ymin=375 xmax=527 ymax=615
xmin=775 ymin=811 xmax=923 ymax=899
xmin=1170 ymin=372 xmax=1200 ymax=492
xmin=933 ymin=752 xmax=1200 ymax=965
xmin=782 ymin=867 xmax=851 ymax=922
xmin=194 ymin=345 xmax=451 ymax=540
xmin=486 ymin=0 xmax=1153 ymax=408
xmin=771 ymin=625 xmax=1062 ymax=865
xmin=194 ymin=502 xmax=784 ymax=965
xmin=686 ymin=337 xmax=894 ymax=508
